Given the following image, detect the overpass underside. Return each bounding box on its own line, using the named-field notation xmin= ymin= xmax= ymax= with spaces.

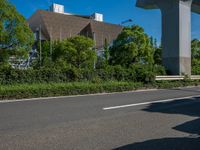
xmin=136 ymin=0 xmax=200 ymax=75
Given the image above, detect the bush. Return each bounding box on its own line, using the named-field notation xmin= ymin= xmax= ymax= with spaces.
xmin=153 ymin=65 xmax=166 ymax=75
xmin=129 ymin=64 xmax=154 ymax=83
xmin=0 ymin=64 xmax=166 ymax=85
xmin=0 ymin=82 xmax=144 ymax=100
xmin=192 ymin=65 xmax=200 ymax=75
xmin=1 ymin=80 xmax=200 ymax=100
xmin=155 ymin=80 xmax=200 ymax=89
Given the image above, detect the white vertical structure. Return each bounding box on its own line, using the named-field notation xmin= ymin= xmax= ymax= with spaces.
xmin=91 ymin=13 xmax=104 ymax=22
xmin=50 ymin=3 xmax=64 ymax=14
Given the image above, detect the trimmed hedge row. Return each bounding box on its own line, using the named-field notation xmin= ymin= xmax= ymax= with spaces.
xmin=0 ymin=80 xmax=200 ymax=100
xmin=155 ymin=80 xmax=200 ymax=89
xmin=0 ymin=65 xmax=166 ymax=85
xmin=0 ymin=82 xmax=143 ymax=100
xmin=192 ymin=65 xmax=200 ymax=75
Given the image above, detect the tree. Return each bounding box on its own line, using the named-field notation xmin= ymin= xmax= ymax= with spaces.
xmin=0 ymin=49 xmax=9 ymax=64
xmin=153 ymin=46 xmax=162 ymax=65
xmin=191 ymin=39 xmax=200 ymax=75
xmin=154 ymin=38 xmax=158 ymax=48
xmin=47 ymin=36 xmax=96 ymax=69
xmin=35 ymin=40 xmax=52 ymax=67
xmin=150 ymin=36 xmax=154 ymax=48
xmin=0 ymin=0 xmax=34 ymax=56
xmin=68 ymin=36 xmax=96 ymax=68
xmin=109 ymin=25 xmax=154 ymax=67
xmin=52 ymin=40 xmax=76 ymax=68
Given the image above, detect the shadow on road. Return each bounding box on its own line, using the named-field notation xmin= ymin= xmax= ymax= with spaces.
xmin=114 ymin=97 xmax=200 ymax=150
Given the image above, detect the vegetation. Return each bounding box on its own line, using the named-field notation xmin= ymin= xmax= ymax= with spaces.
xmin=35 ymin=36 xmax=96 ymax=69
xmin=151 ymin=39 xmax=200 ymax=75
xmin=103 ymin=38 xmax=109 ymax=65
xmin=0 ymin=64 xmax=165 ymax=85
xmin=0 ymin=80 xmax=200 ymax=100
xmin=0 ymin=0 xmax=199 ymax=100
xmin=0 ymin=82 xmax=143 ymax=100
xmin=192 ymin=39 xmax=200 ymax=75
xmin=110 ymin=26 xmax=154 ymax=67
xmin=0 ymin=0 xmax=34 ymax=64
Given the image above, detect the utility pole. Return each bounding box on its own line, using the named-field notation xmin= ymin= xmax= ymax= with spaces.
xmin=39 ymin=25 xmax=42 ymax=66
xmin=50 ymin=26 xmax=53 ymax=61
xmin=70 ymin=30 xmax=72 ymax=38
xmin=93 ymin=32 xmax=96 ymax=69
xmin=59 ymin=27 xmax=62 ymax=41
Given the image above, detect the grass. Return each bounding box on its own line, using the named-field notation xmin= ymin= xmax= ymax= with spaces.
xmin=0 ymin=80 xmax=200 ymax=100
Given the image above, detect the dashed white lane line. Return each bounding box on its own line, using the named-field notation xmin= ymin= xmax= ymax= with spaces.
xmin=103 ymin=95 xmax=200 ymax=110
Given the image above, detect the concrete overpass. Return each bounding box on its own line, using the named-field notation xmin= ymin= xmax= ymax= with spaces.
xmin=136 ymin=0 xmax=200 ymax=75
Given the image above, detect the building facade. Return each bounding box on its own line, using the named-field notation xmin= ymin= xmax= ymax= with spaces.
xmin=28 ymin=3 xmax=123 ymax=54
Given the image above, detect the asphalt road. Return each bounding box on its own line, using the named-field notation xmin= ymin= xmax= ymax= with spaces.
xmin=0 ymin=87 xmax=200 ymax=150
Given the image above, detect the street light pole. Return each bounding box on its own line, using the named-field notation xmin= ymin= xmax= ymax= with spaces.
xmin=121 ymin=19 xmax=133 ymax=26
xmin=93 ymin=32 xmax=96 ymax=69
xmin=39 ymin=25 xmax=42 ymax=66
xmin=50 ymin=26 xmax=53 ymax=61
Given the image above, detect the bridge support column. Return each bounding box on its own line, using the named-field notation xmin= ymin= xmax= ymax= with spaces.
xmin=158 ymin=0 xmax=192 ymax=75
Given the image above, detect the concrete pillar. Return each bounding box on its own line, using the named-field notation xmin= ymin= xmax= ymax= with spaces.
xmin=157 ymin=0 xmax=192 ymax=75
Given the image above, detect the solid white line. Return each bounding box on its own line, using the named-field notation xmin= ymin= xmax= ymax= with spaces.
xmin=0 ymin=86 xmax=199 ymax=104
xmin=0 ymin=89 xmax=160 ymax=104
xmin=103 ymin=95 xmax=200 ymax=110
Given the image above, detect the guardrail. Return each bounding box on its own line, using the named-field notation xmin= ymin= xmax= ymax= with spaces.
xmin=156 ymin=75 xmax=200 ymax=81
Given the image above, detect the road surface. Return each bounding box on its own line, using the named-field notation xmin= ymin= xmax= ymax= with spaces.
xmin=0 ymin=87 xmax=200 ymax=150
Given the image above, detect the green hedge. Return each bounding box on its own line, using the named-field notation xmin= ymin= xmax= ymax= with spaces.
xmin=155 ymin=80 xmax=200 ymax=89
xmin=0 ymin=82 xmax=143 ymax=100
xmin=192 ymin=65 xmax=200 ymax=75
xmin=0 ymin=80 xmax=200 ymax=100
xmin=0 ymin=65 xmax=166 ymax=85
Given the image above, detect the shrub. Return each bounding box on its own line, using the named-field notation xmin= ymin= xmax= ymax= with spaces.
xmin=130 ymin=64 xmax=155 ymax=83
xmin=153 ymin=65 xmax=166 ymax=75
xmin=192 ymin=65 xmax=200 ymax=75
xmin=0 ymin=63 xmax=166 ymax=85
xmin=0 ymin=82 xmax=144 ymax=100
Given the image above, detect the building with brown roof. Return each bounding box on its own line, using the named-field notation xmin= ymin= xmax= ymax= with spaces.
xmin=28 ymin=3 xmax=123 ymax=53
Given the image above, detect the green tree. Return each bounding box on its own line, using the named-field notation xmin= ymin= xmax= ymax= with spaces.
xmin=109 ymin=25 xmax=154 ymax=67
xmin=0 ymin=49 xmax=9 ymax=64
xmin=153 ymin=46 xmax=162 ymax=65
xmin=0 ymin=0 xmax=34 ymax=61
xmin=150 ymin=36 xmax=154 ymax=48
xmin=52 ymin=40 xmax=76 ymax=68
xmin=35 ymin=41 xmax=53 ymax=67
xmin=191 ymin=39 xmax=200 ymax=75
xmin=46 ymin=36 xmax=96 ymax=69
xmin=68 ymin=36 xmax=96 ymax=68
xmin=154 ymin=38 xmax=158 ymax=48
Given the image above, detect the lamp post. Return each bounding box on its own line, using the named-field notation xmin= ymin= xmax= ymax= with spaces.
xmin=121 ymin=19 xmax=133 ymax=26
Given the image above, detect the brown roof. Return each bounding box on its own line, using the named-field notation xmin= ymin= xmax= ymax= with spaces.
xmin=28 ymin=10 xmax=123 ymax=49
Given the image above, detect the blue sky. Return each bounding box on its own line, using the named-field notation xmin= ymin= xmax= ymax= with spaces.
xmin=10 ymin=0 xmax=200 ymax=42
